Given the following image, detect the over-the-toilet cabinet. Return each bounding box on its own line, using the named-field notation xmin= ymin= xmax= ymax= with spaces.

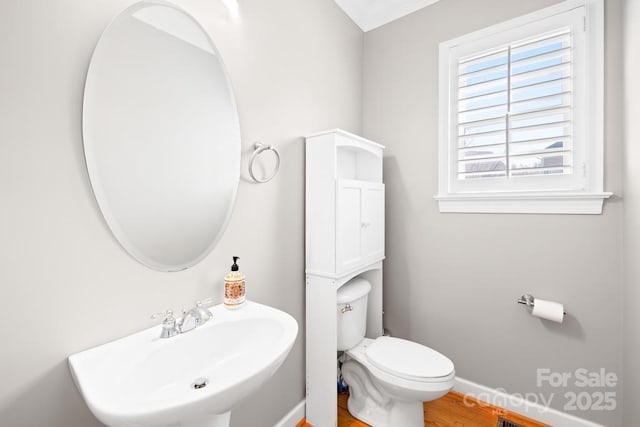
xmin=306 ymin=130 xmax=385 ymax=277
xmin=305 ymin=129 xmax=385 ymax=427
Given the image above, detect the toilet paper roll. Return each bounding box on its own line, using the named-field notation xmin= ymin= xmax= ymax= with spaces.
xmin=532 ymin=299 xmax=564 ymax=323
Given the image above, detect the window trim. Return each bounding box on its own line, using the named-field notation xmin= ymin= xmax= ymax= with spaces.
xmin=436 ymin=0 xmax=611 ymax=214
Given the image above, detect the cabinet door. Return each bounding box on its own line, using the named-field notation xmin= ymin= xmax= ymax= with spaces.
xmin=336 ymin=180 xmax=363 ymax=274
xmin=336 ymin=180 xmax=385 ymax=274
xmin=362 ymin=183 xmax=384 ymax=261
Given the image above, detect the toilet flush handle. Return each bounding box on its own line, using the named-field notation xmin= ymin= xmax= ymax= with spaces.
xmin=341 ymin=304 xmax=353 ymax=314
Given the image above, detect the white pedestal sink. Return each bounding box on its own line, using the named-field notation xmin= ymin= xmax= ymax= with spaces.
xmin=68 ymin=301 xmax=298 ymax=427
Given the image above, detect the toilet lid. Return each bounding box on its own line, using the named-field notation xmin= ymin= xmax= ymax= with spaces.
xmin=365 ymin=336 xmax=454 ymax=381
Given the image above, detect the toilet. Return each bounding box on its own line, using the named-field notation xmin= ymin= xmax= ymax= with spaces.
xmin=337 ymin=278 xmax=455 ymax=427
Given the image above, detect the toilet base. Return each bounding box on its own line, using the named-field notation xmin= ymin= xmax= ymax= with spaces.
xmin=347 ymin=394 xmax=423 ymax=427
xmin=342 ymin=360 xmax=390 ymax=426
xmin=388 ymin=401 xmax=424 ymax=427
xmin=342 ymin=360 xmax=425 ymax=427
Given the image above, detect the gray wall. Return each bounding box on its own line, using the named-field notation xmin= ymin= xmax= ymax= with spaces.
xmin=0 ymin=1 xmax=362 ymax=426
xmin=2 ymin=0 xmax=633 ymax=425
xmin=362 ymin=0 xmax=624 ymax=425
xmin=623 ymin=0 xmax=640 ymax=424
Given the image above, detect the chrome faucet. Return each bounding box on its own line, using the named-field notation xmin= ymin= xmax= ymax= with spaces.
xmin=152 ymin=298 xmax=214 ymax=338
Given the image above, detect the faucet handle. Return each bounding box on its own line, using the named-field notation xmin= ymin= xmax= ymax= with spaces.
xmin=195 ymin=298 xmax=213 ymax=323
xmin=151 ymin=310 xmax=179 ymax=338
xmin=194 ymin=299 xmax=213 ymax=323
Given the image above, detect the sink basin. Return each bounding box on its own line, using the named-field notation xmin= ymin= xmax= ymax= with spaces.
xmin=68 ymin=301 xmax=298 ymax=427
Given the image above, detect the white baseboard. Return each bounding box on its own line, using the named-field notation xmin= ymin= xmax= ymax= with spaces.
xmin=280 ymin=379 xmax=604 ymax=426
xmin=273 ymin=399 xmax=305 ymax=427
xmin=454 ymin=377 xmax=605 ymax=427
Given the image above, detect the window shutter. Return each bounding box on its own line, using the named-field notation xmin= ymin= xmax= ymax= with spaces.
xmin=456 ymin=29 xmax=573 ymax=181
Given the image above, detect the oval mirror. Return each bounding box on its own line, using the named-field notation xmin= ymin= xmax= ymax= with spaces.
xmin=83 ymin=1 xmax=241 ymax=271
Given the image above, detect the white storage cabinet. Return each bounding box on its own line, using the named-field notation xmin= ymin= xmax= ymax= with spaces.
xmin=305 ymin=129 xmax=385 ymax=427
xmin=306 ymin=130 xmax=385 ymax=277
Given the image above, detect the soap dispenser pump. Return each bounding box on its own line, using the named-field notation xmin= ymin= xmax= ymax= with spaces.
xmin=224 ymin=256 xmax=245 ymax=308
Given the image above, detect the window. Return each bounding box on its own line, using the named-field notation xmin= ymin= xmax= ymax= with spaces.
xmin=436 ymin=0 xmax=611 ymax=214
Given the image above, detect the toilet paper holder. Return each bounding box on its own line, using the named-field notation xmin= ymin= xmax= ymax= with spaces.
xmin=517 ymin=294 xmax=567 ymax=315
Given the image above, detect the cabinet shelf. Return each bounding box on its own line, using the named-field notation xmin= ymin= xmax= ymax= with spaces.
xmin=336 ymin=146 xmax=382 ymax=182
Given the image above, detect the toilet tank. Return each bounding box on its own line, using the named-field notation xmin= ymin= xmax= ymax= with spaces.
xmin=337 ymin=278 xmax=372 ymax=351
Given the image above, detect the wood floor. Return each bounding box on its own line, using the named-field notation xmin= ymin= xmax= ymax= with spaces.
xmin=337 ymin=391 xmax=550 ymax=427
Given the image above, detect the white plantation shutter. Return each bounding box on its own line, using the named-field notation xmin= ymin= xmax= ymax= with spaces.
xmin=437 ymin=0 xmax=609 ymax=213
xmin=437 ymin=2 xmax=600 ymax=200
xmin=457 ymin=29 xmax=573 ymax=181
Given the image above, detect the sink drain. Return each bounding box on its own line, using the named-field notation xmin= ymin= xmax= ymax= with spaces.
xmin=192 ymin=378 xmax=209 ymax=390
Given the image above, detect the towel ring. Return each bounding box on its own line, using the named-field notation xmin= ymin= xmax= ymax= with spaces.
xmin=249 ymin=142 xmax=280 ymax=183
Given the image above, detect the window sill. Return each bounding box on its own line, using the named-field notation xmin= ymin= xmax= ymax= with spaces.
xmin=434 ymin=192 xmax=613 ymax=214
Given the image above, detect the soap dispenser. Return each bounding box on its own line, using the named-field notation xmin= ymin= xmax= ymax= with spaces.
xmin=224 ymin=256 xmax=245 ymax=308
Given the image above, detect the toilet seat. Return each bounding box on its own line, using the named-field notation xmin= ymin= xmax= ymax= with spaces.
xmin=365 ymin=336 xmax=454 ymax=382
xmin=346 ymin=337 xmax=455 ymax=384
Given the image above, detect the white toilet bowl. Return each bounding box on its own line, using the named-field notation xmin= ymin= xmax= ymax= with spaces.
xmin=337 ymin=278 xmax=454 ymax=427
xmin=341 ymin=337 xmax=454 ymax=427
